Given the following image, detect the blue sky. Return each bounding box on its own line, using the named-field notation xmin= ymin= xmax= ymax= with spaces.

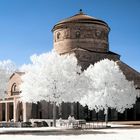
xmin=0 ymin=0 xmax=140 ymax=71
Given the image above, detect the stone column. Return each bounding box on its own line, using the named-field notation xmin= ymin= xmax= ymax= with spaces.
xmin=13 ymin=98 xmax=18 ymax=122
xmin=5 ymin=102 xmax=10 ymax=122
xmin=23 ymin=102 xmax=27 ymax=122
xmin=0 ymin=103 xmax=2 ymax=121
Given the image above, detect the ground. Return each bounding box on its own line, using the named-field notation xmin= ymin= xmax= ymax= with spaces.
xmin=0 ymin=125 xmax=140 ymax=140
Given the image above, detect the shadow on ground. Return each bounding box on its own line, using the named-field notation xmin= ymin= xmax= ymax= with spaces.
xmin=1 ymin=125 xmax=140 ymax=136
xmin=0 ymin=129 xmax=116 ymax=136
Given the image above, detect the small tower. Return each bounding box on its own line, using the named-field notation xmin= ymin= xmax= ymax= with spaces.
xmin=52 ymin=11 xmax=120 ymax=69
xmin=52 ymin=10 xmax=110 ymax=54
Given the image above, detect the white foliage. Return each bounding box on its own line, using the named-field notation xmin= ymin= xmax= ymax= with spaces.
xmin=80 ymin=59 xmax=137 ymax=114
xmin=20 ymin=50 xmax=89 ymax=104
xmin=0 ymin=60 xmax=16 ymax=98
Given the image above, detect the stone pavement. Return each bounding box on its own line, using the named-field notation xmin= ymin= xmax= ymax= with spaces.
xmin=0 ymin=121 xmax=140 ymax=135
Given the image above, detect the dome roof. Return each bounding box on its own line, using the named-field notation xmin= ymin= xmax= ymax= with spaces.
xmin=53 ymin=10 xmax=109 ymax=29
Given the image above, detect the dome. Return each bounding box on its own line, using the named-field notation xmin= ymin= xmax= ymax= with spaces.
xmin=52 ymin=10 xmax=109 ymax=31
xmin=52 ymin=10 xmax=110 ymax=54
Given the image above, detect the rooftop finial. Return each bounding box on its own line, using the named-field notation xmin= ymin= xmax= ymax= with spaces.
xmin=79 ymin=9 xmax=83 ymax=14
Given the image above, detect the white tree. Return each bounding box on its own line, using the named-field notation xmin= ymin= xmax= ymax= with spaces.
xmin=0 ymin=60 xmax=16 ymax=99
xmin=80 ymin=59 xmax=137 ymax=125
xmin=20 ymin=50 xmax=89 ymax=126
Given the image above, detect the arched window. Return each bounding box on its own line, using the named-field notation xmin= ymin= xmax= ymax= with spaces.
xmin=75 ymin=31 xmax=81 ymax=38
xmin=57 ymin=32 xmax=61 ymax=39
xmin=11 ymin=83 xmax=17 ymax=92
xmin=95 ymin=30 xmax=102 ymax=38
xmin=11 ymin=83 xmax=18 ymax=95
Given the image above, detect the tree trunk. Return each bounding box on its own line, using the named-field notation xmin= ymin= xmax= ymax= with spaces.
xmin=53 ymin=102 xmax=56 ymax=127
xmin=59 ymin=103 xmax=62 ymax=118
xmin=105 ymin=108 xmax=108 ymax=127
xmin=71 ymin=103 xmax=74 ymax=116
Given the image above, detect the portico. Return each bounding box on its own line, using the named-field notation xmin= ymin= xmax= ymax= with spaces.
xmin=0 ymin=72 xmax=25 ymax=123
xmin=0 ymin=96 xmax=23 ymax=122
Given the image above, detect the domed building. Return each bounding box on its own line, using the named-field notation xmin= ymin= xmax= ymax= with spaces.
xmin=52 ymin=10 xmax=139 ymax=85
xmin=52 ymin=10 xmax=119 ymax=67
xmin=52 ymin=10 xmax=140 ymax=121
xmin=53 ymin=10 xmax=109 ymax=54
xmin=0 ymin=11 xmax=140 ymax=124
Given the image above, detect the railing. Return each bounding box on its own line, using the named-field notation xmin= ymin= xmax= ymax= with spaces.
xmin=0 ymin=120 xmax=107 ymax=129
xmin=0 ymin=122 xmax=22 ymax=127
